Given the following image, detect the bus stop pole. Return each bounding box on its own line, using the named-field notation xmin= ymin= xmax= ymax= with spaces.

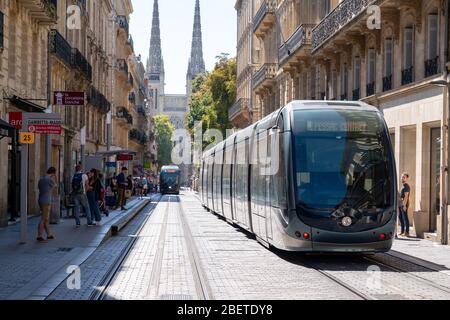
xmin=20 ymin=142 xmax=28 ymax=244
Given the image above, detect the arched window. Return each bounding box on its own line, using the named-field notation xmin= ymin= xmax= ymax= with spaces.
xmin=367 ymin=48 xmax=376 ymax=96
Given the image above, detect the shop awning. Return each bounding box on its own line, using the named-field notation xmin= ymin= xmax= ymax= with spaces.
xmin=8 ymin=95 xmax=46 ymax=113
xmin=0 ymin=119 xmax=14 ymax=138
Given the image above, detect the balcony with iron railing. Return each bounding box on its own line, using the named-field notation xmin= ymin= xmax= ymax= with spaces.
xmin=341 ymin=93 xmax=348 ymax=101
xmin=129 ymin=129 xmax=148 ymax=145
xmin=383 ymin=75 xmax=392 ymax=92
xmin=116 ymin=106 xmax=133 ymax=125
xmin=366 ymin=82 xmax=375 ymax=96
xmin=117 ymin=15 xmax=129 ymax=35
xmin=128 ymin=92 xmax=136 ymax=104
xmin=21 ymin=0 xmax=57 ymax=23
xmin=229 ymin=98 xmax=250 ymax=122
xmin=128 ymin=74 xmax=134 ymax=87
xmin=71 ymin=48 xmax=92 ymax=81
xmin=352 ymin=88 xmax=360 ymax=101
xmin=88 ymin=86 xmax=110 ymax=114
xmin=425 ymin=56 xmax=439 ymax=78
xmin=253 ymin=0 xmax=277 ymax=37
xmin=126 ymin=35 xmax=134 ymax=51
xmin=252 ymin=63 xmax=277 ymax=90
xmin=401 ymin=66 xmax=414 ymax=86
xmin=279 ymin=24 xmax=315 ymax=66
xmin=312 ymin=0 xmax=376 ymax=52
xmin=49 ymin=29 xmax=72 ymax=68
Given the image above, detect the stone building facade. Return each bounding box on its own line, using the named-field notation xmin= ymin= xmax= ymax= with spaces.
xmin=234 ymin=0 xmax=450 ymax=244
xmin=0 ymin=0 xmax=153 ymax=227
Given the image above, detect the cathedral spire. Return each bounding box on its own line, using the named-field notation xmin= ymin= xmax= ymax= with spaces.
xmin=187 ymin=0 xmax=205 ymax=82
xmin=147 ymin=0 xmax=164 ymax=78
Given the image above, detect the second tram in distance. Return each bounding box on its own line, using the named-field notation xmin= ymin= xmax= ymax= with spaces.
xmin=200 ymin=101 xmax=397 ymax=252
xmin=160 ymin=165 xmax=181 ymax=195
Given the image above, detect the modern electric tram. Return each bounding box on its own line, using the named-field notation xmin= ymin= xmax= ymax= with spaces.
xmin=200 ymin=101 xmax=397 ymax=252
xmin=160 ymin=165 xmax=181 ymax=195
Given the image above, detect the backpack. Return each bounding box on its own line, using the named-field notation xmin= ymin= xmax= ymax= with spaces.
xmin=72 ymin=173 xmax=84 ymax=195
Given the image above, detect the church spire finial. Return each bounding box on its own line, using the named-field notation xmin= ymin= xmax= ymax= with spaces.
xmin=187 ymin=0 xmax=205 ymax=82
xmin=147 ymin=0 xmax=164 ymax=77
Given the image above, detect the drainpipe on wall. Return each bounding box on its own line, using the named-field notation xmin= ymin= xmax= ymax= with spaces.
xmin=445 ymin=0 xmax=450 ymax=245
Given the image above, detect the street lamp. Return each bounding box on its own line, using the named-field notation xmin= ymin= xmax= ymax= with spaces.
xmin=430 ymin=76 xmax=450 ymax=245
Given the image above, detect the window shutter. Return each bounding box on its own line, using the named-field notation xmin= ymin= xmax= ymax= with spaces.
xmin=0 ymin=11 xmax=3 ymax=49
xmin=427 ymin=14 xmax=438 ymax=59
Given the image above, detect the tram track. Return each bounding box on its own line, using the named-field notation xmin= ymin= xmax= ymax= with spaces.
xmin=90 ymin=194 xmax=163 ymax=300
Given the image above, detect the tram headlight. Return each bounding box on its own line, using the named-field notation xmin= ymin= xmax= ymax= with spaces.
xmin=341 ymin=216 xmax=353 ymax=227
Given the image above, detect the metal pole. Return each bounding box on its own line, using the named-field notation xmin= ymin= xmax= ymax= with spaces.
xmin=45 ymin=31 xmax=52 ymax=170
xmin=20 ymin=114 xmax=29 ymax=244
xmin=81 ymin=126 xmax=86 ymax=168
xmin=109 ymin=0 xmax=117 ymax=154
xmin=9 ymin=130 xmax=18 ymax=221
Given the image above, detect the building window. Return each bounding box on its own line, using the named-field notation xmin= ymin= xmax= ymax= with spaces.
xmin=331 ymin=70 xmax=337 ymax=100
xmin=367 ymin=48 xmax=376 ymax=96
xmin=341 ymin=63 xmax=348 ymax=100
xmin=402 ymin=27 xmax=414 ymax=85
xmin=319 ymin=0 xmax=331 ymax=19
xmin=425 ymin=13 xmax=439 ymax=77
xmin=353 ymin=56 xmax=361 ymax=100
xmin=383 ymin=38 xmax=393 ymax=91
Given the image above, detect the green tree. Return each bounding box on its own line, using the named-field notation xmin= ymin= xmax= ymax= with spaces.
xmin=185 ymin=54 xmax=236 ymax=148
xmin=153 ymin=115 xmax=174 ymax=170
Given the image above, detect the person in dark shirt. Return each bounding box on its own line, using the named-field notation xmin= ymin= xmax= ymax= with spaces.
xmin=399 ymin=173 xmax=411 ymax=237
xmin=117 ymin=167 xmax=128 ymax=210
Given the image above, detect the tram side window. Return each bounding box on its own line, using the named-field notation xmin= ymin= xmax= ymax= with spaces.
xmin=222 ymin=146 xmax=232 ymax=201
xmin=271 ymin=122 xmax=287 ymax=210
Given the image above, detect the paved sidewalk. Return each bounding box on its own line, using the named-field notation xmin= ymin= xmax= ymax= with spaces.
xmin=0 ymin=197 xmax=150 ymax=300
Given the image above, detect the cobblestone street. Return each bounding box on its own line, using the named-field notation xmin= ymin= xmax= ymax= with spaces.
xmin=41 ymin=192 xmax=450 ymax=300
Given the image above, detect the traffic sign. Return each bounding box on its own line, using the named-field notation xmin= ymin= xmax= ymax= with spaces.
xmin=53 ymin=91 xmax=85 ymax=106
xmin=19 ymin=132 xmax=35 ymax=144
xmin=22 ymin=113 xmax=62 ymax=135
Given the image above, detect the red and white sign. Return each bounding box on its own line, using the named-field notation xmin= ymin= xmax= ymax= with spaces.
xmin=24 ymin=113 xmax=62 ymax=135
xmin=9 ymin=112 xmax=23 ymax=129
xmin=117 ymin=154 xmax=134 ymax=161
xmin=53 ymin=91 xmax=85 ymax=106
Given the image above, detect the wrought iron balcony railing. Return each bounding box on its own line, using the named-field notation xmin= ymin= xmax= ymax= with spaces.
xmin=117 ymin=15 xmax=129 ymax=35
xmin=253 ymin=0 xmax=277 ymax=34
xmin=279 ymin=24 xmax=315 ymax=65
xmin=128 ymin=92 xmax=136 ymax=103
xmin=312 ymin=0 xmax=376 ymax=52
xmin=229 ymin=98 xmax=249 ymax=120
xmin=49 ymin=29 xmax=72 ymax=68
xmin=252 ymin=63 xmax=277 ymax=90
xmin=71 ymin=48 xmax=92 ymax=81
xmin=129 ymin=129 xmax=147 ymax=145
xmin=425 ymin=56 xmax=439 ymax=78
xmin=383 ymin=75 xmax=392 ymax=92
xmin=116 ymin=59 xmax=129 ymax=76
xmin=366 ymin=82 xmax=375 ymax=96
xmin=126 ymin=35 xmax=134 ymax=51
xmin=401 ymin=66 xmax=414 ymax=86
xmin=88 ymin=86 xmax=110 ymax=114
xmin=341 ymin=93 xmax=348 ymax=101
xmin=352 ymin=88 xmax=360 ymax=101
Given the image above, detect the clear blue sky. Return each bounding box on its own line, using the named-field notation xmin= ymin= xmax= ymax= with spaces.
xmin=129 ymin=0 xmax=237 ymax=94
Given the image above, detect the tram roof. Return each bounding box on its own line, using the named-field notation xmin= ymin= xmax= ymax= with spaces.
xmin=287 ymin=100 xmax=379 ymax=112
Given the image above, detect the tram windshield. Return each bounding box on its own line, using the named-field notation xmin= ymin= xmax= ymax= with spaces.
xmin=293 ymin=109 xmax=393 ymax=216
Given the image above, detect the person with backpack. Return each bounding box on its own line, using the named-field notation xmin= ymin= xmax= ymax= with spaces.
xmin=72 ymin=164 xmax=95 ymax=227
xmin=87 ymin=169 xmax=102 ymax=224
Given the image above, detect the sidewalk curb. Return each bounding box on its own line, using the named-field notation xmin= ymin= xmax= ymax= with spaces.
xmin=111 ymin=199 xmax=150 ymax=236
xmin=25 ymin=198 xmax=152 ymax=300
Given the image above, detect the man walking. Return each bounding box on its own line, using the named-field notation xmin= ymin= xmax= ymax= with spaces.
xmin=72 ymin=164 xmax=95 ymax=227
xmin=399 ymin=173 xmax=411 ymax=237
xmin=117 ymin=167 xmax=128 ymax=210
xmin=37 ymin=167 xmax=57 ymax=242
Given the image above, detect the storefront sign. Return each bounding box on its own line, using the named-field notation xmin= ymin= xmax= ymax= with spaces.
xmin=9 ymin=112 xmax=23 ymax=129
xmin=54 ymin=91 xmax=85 ymax=106
xmin=117 ymin=154 xmax=133 ymax=161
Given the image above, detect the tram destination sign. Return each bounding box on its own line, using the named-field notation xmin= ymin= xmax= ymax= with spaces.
xmin=22 ymin=113 xmax=62 ymax=135
xmin=54 ymin=91 xmax=85 ymax=106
